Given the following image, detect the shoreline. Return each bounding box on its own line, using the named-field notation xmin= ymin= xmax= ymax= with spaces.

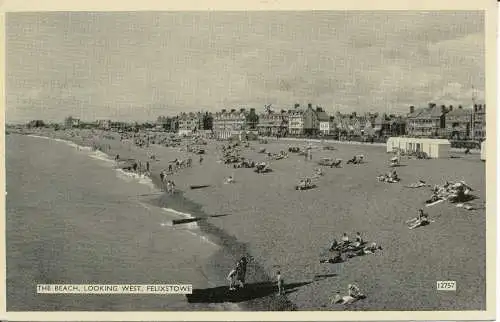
xmin=16 ymin=130 xmax=296 ymax=311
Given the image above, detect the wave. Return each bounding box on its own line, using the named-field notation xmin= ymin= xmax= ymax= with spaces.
xmin=161 ymin=207 xmax=218 ymax=247
xmin=162 ymin=207 xmax=199 ymax=230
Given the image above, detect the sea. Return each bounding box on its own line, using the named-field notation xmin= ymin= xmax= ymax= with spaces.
xmin=6 ymin=134 xmax=238 ymax=311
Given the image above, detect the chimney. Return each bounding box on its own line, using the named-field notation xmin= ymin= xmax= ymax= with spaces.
xmin=410 ymin=106 xmax=415 ymax=114
xmin=294 ymin=103 xmax=300 ymax=108
xmin=308 ymin=103 xmax=312 ymax=109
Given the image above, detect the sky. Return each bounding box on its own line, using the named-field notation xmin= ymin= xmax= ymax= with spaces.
xmin=6 ymin=11 xmax=485 ymax=123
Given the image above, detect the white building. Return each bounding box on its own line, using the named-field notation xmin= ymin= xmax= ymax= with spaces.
xmin=177 ymin=112 xmax=203 ymax=136
xmin=213 ymin=108 xmax=248 ymax=140
xmin=386 ymin=137 xmax=451 ymax=159
xmin=288 ymin=104 xmax=305 ymax=136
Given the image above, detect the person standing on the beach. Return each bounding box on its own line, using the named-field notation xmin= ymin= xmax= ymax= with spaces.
xmin=276 ymin=270 xmax=284 ymax=295
xmin=199 ymin=155 xmax=203 ymax=165
xmin=146 ymin=161 xmax=150 ymax=174
xmin=227 ymin=267 xmax=238 ymax=291
xmin=160 ymin=170 xmax=166 ymax=190
xmin=236 ymin=257 xmax=248 ymax=288
xmin=133 ymin=162 xmax=138 ymax=173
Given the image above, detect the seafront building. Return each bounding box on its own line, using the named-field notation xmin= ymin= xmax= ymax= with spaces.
xmin=177 ymin=112 xmax=203 ymax=136
xmin=213 ymin=108 xmax=248 ymax=140
xmin=64 ymin=116 xmax=81 ymax=129
xmin=319 ymin=116 xmax=337 ymax=136
xmin=405 ymin=104 xmax=449 ymax=138
xmin=302 ymin=104 xmax=321 ymax=136
xmin=96 ymin=119 xmax=111 ymax=130
xmin=287 ymin=104 xmax=305 ymax=136
xmin=444 ymin=106 xmax=473 ymax=140
xmin=257 ymin=109 xmax=289 ymax=137
xmin=166 ymin=99 xmax=484 ymax=142
xmin=316 ymin=108 xmax=332 ymax=135
xmin=472 ymin=104 xmax=486 ymax=141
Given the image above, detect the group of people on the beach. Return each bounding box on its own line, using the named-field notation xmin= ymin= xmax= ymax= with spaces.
xmin=116 ymin=154 xmax=152 ymax=177
xmin=323 ymin=232 xmax=383 ymax=264
xmin=159 ymin=170 xmax=176 ymax=194
xmin=226 ymin=256 xmax=286 ymax=296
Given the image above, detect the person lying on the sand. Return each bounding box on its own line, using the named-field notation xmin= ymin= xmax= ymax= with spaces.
xmin=347 ymin=156 xmax=357 ymax=164
xmin=348 ymin=284 xmax=365 ymax=299
xmin=330 ymin=285 xmax=366 ymax=305
xmin=329 ymin=239 xmax=339 ymax=251
xmin=224 ymin=176 xmax=235 ymax=184
xmin=314 ymin=168 xmax=324 ymax=176
xmin=347 ymin=242 xmax=383 ymax=258
xmin=320 ymin=250 xmax=343 ymax=264
xmin=389 ymin=169 xmax=398 ymax=181
xmin=425 ymin=193 xmax=443 ymax=204
xmin=407 ymin=209 xmax=431 ymax=229
xmin=405 ymin=180 xmax=428 ymax=188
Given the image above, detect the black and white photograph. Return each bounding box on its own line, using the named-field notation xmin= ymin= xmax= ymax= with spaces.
xmin=2 ymin=2 xmax=496 ymax=320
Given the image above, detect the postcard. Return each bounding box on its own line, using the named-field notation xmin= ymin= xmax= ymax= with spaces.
xmin=0 ymin=0 xmax=497 ymax=321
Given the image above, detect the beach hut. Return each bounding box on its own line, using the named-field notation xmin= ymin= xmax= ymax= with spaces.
xmin=386 ymin=137 xmax=451 ymax=159
xmin=480 ymin=140 xmax=486 ymax=161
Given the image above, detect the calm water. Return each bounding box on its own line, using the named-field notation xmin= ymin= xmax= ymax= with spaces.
xmin=6 ymin=134 xmax=222 ymax=311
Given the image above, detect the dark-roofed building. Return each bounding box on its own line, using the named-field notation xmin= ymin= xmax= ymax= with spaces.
xmin=258 ymin=109 xmax=289 ymax=137
xmin=213 ymin=108 xmax=248 ymax=140
xmin=444 ymin=105 xmax=473 ymax=140
xmin=405 ymin=104 xmax=449 ymax=138
xmin=303 ymin=104 xmax=320 ymax=136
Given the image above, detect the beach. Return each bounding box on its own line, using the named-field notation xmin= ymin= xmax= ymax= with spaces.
xmin=7 ymin=128 xmax=486 ymax=311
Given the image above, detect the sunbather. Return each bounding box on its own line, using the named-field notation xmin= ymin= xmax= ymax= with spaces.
xmin=354 ymin=232 xmax=364 ymax=247
xmin=329 ymin=239 xmax=339 ymax=251
xmin=341 ymin=233 xmax=349 ymax=245
xmin=408 ymin=209 xmax=430 ymax=229
xmin=348 ymin=284 xmax=365 ymax=299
